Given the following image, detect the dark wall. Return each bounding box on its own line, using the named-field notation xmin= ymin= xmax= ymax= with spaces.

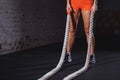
xmin=101 ymin=0 xmax=120 ymax=11
xmin=0 ymin=0 xmax=66 ymax=54
xmin=0 ymin=0 xmax=120 ymax=54
xmin=94 ymin=0 xmax=120 ymax=36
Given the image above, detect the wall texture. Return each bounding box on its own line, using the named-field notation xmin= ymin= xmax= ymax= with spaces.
xmin=0 ymin=0 xmax=120 ymax=55
xmin=0 ymin=0 xmax=66 ymax=55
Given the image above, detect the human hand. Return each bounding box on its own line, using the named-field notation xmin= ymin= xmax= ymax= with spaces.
xmin=66 ymin=2 xmax=72 ymax=14
xmin=91 ymin=3 xmax=98 ymax=13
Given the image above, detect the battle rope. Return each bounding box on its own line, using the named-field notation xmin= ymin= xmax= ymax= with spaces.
xmin=37 ymin=12 xmax=71 ymax=80
xmin=38 ymin=2 xmax=97 ymax=79
xmin=63 ymin=10 xmax=95 ymax=80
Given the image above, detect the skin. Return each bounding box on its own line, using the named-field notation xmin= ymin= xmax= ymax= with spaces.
xmin=66 ymin=0 xmax=97 ymax=55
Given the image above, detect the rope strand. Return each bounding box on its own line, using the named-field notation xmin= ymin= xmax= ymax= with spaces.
xmin=37 ymin=14 xmax=71 ymax=80
xmin=63 ymin=10 xmax=95 ymax=80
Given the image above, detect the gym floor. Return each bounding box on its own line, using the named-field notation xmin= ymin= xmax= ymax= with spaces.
xmin=0 ymin=36 xmax=120 ymax=80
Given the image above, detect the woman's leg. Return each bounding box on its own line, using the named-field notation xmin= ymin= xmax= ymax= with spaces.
xmin=66 ymin=9 xmax=80 ymax=54
xmin=81 ymin=10 xmax=95 ymax=55
xmin=64 ymin=9 xmax=80 ymax=62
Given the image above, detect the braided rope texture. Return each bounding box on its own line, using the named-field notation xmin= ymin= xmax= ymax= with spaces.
xmin=37 ymin=14 xmax=71 ymax=80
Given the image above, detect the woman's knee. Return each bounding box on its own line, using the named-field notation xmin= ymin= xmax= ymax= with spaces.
xmin=84 ymin=27 xmax=89 ymax=35
xmin=69 ymin=29 xmax=76 ymax=35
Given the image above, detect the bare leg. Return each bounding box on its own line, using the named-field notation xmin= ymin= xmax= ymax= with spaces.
xmin=66 ymin=9 xmax=80 ymax=54
xmin=81 ymin=10 xmax=95 ymax=55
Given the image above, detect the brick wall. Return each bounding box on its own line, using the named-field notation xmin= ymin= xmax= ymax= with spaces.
xmin=0 ymin=0 xmax=66 ymax=55
xmin=0 ymin=0 xmax=120 ymax=55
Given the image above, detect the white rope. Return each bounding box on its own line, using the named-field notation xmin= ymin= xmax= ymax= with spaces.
xmin=37 ymin=14 xmax=71 ymax=80
xmin=63 ymin=10 xmax=95 ymax=80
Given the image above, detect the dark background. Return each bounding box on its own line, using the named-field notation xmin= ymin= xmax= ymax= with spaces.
xmin=0 ymin=0 xmax=120 ymax=54
xmin=0 ymin=0 xmax=120 ymax=80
